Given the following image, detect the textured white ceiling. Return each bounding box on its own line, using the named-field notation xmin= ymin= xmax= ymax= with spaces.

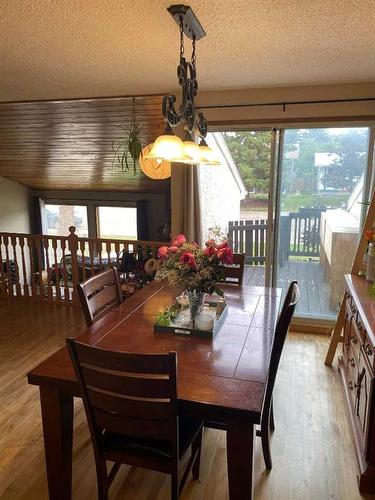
xmin=1 ymin=0 xmax=375 ymax=102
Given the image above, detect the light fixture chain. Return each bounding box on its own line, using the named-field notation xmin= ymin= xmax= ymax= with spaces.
xmin=179 ymin=17 xmax=184 ymax=58
xmin=192 ymin=36 xmax=196 ymax=70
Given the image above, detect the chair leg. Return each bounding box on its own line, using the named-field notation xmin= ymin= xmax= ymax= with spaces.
xmin=270 ymin=399 xmax=275 ymax=432
xmin=171 ymin=470 xmax=179 ymax=500
xmin=96 ymin=459 xmax=109 ymax=500
xmin=192 ymin=428 xmax=203 ymax=480
xmin=261 ymin=421 xmax=273 ymax=470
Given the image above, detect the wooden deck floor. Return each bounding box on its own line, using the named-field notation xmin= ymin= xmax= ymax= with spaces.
xmin=0 ymin=299 xmax=370 ymax=500
xmin=244 ymin=260 xmax=335 ymax=318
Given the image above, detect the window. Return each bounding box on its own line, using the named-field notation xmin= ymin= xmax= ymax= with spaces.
xmin=97 ymin=206 xmax=137 ymax=240
xmin=44 ymin=204 xmax=88 ymax=237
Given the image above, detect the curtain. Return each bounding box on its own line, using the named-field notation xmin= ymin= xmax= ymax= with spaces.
xmin=171 ymin=164 xmax=202 ymax=245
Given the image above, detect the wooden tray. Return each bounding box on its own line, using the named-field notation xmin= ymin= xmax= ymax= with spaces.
xmin=154 ymin=301 xmax=228 ymax=339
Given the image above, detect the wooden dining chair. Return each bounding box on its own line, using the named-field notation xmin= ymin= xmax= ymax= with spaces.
xmin=205 ymin=280 xmax=299 ymax=470
xmin=67 ymin=340 xmax=204 ymax=500
xmin=222 ymin=252 xmax=245 ymax=286
xmin=76 ymin=266 xmax=123 ymax=327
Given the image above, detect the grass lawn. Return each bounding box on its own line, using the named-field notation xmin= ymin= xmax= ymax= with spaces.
xmin=280 ymin=193 xmax=350 ymax=212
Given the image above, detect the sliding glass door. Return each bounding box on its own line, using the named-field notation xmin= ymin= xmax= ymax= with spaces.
xmin=273 ymin=126 xmax=372 ymax=320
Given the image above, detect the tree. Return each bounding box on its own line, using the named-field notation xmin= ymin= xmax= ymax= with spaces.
xmin=223 ymin=131 xmax=271 ymax=195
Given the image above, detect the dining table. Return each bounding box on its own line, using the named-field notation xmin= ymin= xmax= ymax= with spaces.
xmin=28 ymin=280 xmax=282 ymax=500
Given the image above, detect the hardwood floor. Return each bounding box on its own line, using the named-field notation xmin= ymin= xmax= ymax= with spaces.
xmin=0 ymin=298 xmax=373 ymax=500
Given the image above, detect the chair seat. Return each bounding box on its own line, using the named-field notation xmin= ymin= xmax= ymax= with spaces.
xmin=102 ymin=417 xmax=203 ymax=461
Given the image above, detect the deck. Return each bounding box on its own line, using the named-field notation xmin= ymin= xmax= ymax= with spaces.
xmin=244 ymin=260 xmax=335 ymax=318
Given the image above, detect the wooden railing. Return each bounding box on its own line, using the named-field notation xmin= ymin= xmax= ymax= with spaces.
xmin=229 ymin=208 xmax=325 ymax=265
xmin=0 ymin=226 xmax=165 ymax=305
xmin=228 ymin=219 xmax=268 ymax=265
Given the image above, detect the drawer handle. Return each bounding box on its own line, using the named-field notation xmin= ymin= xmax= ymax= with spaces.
xmin=348 ymin=381 xmax=354 ymax=390
xmin=365 ymin=344 xmax=373 ymax=357
xmin=355 ymin=368 xmax=366 ymax=390
xmin=351 ymin=335 xmax=358 ymax=345
xmin=350 ymin=358 xmax=356 ymax=368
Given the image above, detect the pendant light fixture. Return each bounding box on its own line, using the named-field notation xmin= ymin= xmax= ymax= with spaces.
xmin=145 ymin=5 xmax=220 ymax=166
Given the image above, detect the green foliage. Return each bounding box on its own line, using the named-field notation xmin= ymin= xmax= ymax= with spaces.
xmin=223 ymin=131 xmax=271 ymax=194
xmin=223 ymin=128 xmax=369 ymax=199
xmin=112 ymin=99 xmax=143 ymax=174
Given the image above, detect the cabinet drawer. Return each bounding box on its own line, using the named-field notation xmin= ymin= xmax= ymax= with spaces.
xmin=342 ymin=298 xmax=353 ymax=364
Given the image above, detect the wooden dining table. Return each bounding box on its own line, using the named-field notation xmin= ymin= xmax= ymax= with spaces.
xmin=28 ymin=281 xmax=281 ymax=500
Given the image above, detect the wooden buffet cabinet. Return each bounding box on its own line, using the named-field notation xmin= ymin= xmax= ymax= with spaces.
xmin=339 ymin=274 xmax=375 ymax=491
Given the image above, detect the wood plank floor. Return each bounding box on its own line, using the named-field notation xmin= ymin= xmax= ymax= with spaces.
xmin=244 ymin=261 xmax=334 ymax=319
xmin=0 ymin=298 xmax=373 ymax=500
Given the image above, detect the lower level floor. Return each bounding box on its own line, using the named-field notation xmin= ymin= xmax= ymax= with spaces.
xmin=0 ymin=299 xmax=371 ymax=499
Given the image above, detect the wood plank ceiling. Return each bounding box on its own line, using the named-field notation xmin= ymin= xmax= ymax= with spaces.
xmin=0 ymin=96 xmax=169 ymax=192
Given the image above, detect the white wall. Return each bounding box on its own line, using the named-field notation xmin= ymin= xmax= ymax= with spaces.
xmin=0 ymin=176 xmax=31 ymax=232
xmin=199 ymin=134 xmax=246 ymax=242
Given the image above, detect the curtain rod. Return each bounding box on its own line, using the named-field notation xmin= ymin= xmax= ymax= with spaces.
xmin=197 ymin=96 xmax=375 ymax=112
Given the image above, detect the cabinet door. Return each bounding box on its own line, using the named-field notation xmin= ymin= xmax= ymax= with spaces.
xmin=343 ymin=298 xmax=352 ymax=367
xmin=356 ymin=351 xmax=373 ymax=448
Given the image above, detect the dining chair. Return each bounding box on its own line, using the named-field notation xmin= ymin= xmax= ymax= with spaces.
xmin=76 ymin=266 xmax=123 ymax=327
xmin=67 ymin=340 xmax=204 ymax=500
xmin=222 ymin=252 xmax=245 ymax=286
xmin=205 ymin=280 xmax=299 ymax=470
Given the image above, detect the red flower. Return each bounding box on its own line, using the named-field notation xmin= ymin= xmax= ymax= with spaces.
xmin=205 ymin=239 xmax=216 ymax=247
xmin=204 ymin=245 xmax=217 ymax=257
xmin=180 ymin=252 xmax=198 ymax=270
xmin=217 ymin=241 xmax=229 ymax=250
xmin=167 ymin=245 xmax=179 ymax=253
xmin=366 ymin=230 xmax=374 ymax=242
xmin=172 ymin=234 xmax=186 ymax=247
xmin=217 ymin=246 xmax=233 ymax=265
xmin=158 ymin=246 xmax=169 ymax=259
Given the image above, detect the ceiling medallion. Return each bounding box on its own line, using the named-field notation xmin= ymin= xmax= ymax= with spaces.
xmin=145 ymin=5 xmax=220 ymax=166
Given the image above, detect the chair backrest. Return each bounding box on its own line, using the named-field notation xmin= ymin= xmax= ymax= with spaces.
xmin=76 ymin=266 xmax=123 ymax=327
xmin=263 ymin=281 xmax=299 ymax=415
xmin=222 ymin=253 xmax=245 ymax=286
xmin=67 ymin=339 xmax=179 ymax=460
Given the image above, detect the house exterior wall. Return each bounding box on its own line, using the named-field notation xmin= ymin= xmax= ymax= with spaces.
xmin=199 ymin=162 xmax=242 ymax=242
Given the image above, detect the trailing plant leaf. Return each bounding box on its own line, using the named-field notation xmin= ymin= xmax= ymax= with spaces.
xmin=112 ymin=98 xmax=143 ymax=174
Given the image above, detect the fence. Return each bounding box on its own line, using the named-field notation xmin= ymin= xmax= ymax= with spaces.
xmin=0 ymin=226 xmax=164 ymax=305
xmin=229 ymin=208 xmax=325 ymax=265
xmin=228 ymin=219 xmax=268 ymax=264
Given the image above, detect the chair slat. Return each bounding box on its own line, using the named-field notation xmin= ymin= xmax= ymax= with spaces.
xmin=73 ymin=342 xmax=172 ymax=374
xmin=94 ymin=409 xmax=174 ymax=440
xmin=87 ymin=387 xmax=174 ymax=419
xmin=81 ymin=365 xmax=172 ymax=399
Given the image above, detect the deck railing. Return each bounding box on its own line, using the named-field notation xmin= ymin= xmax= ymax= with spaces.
xmin=0 ymin=226 xmax=165 ymax=305
xmin=229 ymin=208 xmax=325 ymax=265
xmin=228 ymin=219 xmax=268 ymax=265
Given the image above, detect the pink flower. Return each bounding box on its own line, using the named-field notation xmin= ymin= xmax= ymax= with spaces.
xmin=172 ymin=234 xmax=186 ymax=247
xmin=180 ymin=252 xmax=198 ymax=270
xmin=167 ymin=245 xmax=179 ymax=253
xmin=217 ymin=241 xmax=229 ymax=250
xmin=158 ymin=246 xmax=169 ymax=259
xmin=204 ymin=245 xmax=217 ymax=257
xmin=217 ymin=246 xmax=233 ymax=265
xmin=205 ymin=239 xmax=216 ymax=247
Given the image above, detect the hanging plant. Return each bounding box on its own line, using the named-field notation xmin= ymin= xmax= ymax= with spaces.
xmin=112 ymin=97 xmax=143 ymax=174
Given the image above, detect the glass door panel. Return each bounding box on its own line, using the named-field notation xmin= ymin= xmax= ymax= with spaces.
xmin=274 ymin=127 xmax=370 ymax=319
xmin=220 ymin=130 xmax=273 ymax=286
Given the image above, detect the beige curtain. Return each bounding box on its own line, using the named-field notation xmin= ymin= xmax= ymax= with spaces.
xmin=171 ymin=163 xmax=202 ymax=245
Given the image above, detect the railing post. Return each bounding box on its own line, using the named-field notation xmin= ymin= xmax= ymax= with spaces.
xmin=67 ymin=226 xmax=79 ymax=305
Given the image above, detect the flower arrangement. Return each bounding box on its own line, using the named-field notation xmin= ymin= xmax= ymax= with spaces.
xmin=366 ymin=230 xmax=375 ymax=244
xmin=155 ymin=234 xmax=233 ymax=296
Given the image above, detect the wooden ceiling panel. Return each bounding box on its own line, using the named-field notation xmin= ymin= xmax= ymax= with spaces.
xmin=0 ymin=96 xmax=170 ymax=192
